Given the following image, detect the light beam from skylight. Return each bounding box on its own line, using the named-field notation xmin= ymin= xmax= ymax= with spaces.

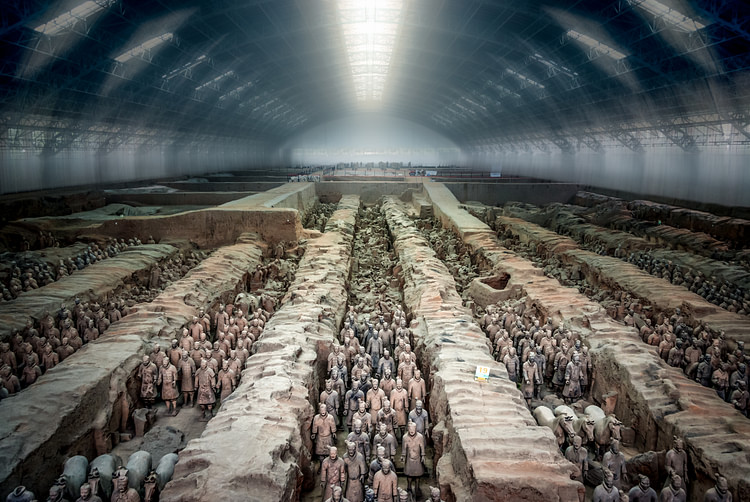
xmin=337 ymin=0 xmax=404 ymax=104
xmin=633 ymin=0 xmax=706 ymax=33
xmin=115 ymin=33 xmax=174 ymax=63
xmin=567 ymin=29 xmax=628 ymax=61
xmin=34 ymin=0 xmax=113 ymax=36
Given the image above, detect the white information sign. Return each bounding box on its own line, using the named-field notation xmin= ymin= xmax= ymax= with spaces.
xmin=474 ymin=365 xmax=490 ymax=382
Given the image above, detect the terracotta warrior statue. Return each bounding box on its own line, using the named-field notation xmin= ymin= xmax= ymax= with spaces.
xmin=138 ymin=355 xmax=159 ymax=408
xmin=593 ymin=469 xmax=619 ymax=502
xmin=628 ymin=474 xmax=657 ymax=502
xmin=158 ymin=356 xmax=179 ymax=415
xmin=320 ymin=446 xmax=346 ymax=502
xmin=401 ymin=421 xmax=426 ymax=498
xmin=703 ymin=476 xmax=732 ymax=502
xmin=76 ymin=483 xmax=102 ymax=502
xmin=312 ymin=403 xmax=337 ymax=468
xmin=194 ymin=359 xmax=216 ymax=421
xmin=342 ymin=441 xmax=366 ymax=502
xmin=110 ymin=475 xmax=139 ymax=502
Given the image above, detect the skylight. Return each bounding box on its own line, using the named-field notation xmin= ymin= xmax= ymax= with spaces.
xmin=195 ymin=70 xmax=235 ymax=92
xmin=337 ymin=0 xmax=404 ymax=104
xmin=219 ymin=81 xmax=254 ymax=101
xmin=567 ymin=29 xmax=628 ymax=61
xmin=531 ymin=53 xmax=578 ymax=78
xmin=34 ymin=0 xmax=112 ymax=36
xmin=162 ymin=55 xmax=207 ymax=80
xmin=633 ymin=0 xmax=706 ymax=32
xmin=115 ymin=33 xmax=174 ymax=63
xmin=506 ymin=68 xmax=545 ymax=89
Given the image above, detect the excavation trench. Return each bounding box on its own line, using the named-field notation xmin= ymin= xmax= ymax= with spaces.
xmin=0 ymin=243 xmax=185 ymax=341
xmin=161 ymin=196 xmax=359 ymax=502
xmin=381 ymin=195 xmax=582 ymax=502
xmin=300 ymin=199 xmax=440 ymax=501
xmin=497 ymin=202 xmax=750 ymax=317
xmin=422 ymin=182 xmax=750 ymax=501
xmin=0 ymin=235 xmax=266 ymax=499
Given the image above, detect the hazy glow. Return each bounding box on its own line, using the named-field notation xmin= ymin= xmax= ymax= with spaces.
xmin=115 ymin=33 xmax=173 ymax=63
xmin=567 ymin=29 xmax=627 ymax=60
xmin=633 ymin=0 xmax=706 ymax=32
xmin=506 ymin=68 xmax=545 ymax=89
xmin=34 ymin=0 xmax=112 ymax=36
xmin=337 ymin=0 xmax=404 ymax=103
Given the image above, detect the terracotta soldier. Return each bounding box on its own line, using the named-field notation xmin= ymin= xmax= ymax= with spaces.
xmin=372 ymin=459 xmax=398 ymax=502
xmin=158 ymin=357 xmax=179 ymax=415
xmin=76 ymin=483 xmax=102 ymax=502
xmin=712 ymin=363 xmax=730 ymax=401
xmin=425 ymin=486 xmax=444 ymax=502
xmin=138 ymin=355 xmax=159 ymax=407
xmin=20 ymin=355 xmax=42 ymax=387
xmin=0 ymin=343 xmax=17 ymax=373
xmin=398 ymin=356 xmax=416 ymax=387
xmin=401 ymin=421 xmax=426 ymax=497
xmin=407 ymin=400 xmax=429 ymax=438
xmin=320 ymin=380 xmax=340 ymax=426
xmin=563 ymin=353 xmax=584 ymax=404
xmin=83 ymin=320 xmax=99 ymax=343
xmin=380 ymin=368 xmax=396 ymax=397
xmin=703 ymin=476 xmax=732 ymax=502
xmin=111 ymin=475 xmax=139 ymax=502
xmin=593 ymin=469 xmax=620 ymax=502
xmin=367 ymin=379 xmax=386 ymax=422
xmin=628 ymin=474 xmax=657 ymax=502
xmin=347 ymin=418 xmax=371 ymax=461
xmin=665 ymin=438 xmax=688 ymax=487
xmin=372 ymin=423 xmax=398 ymax=463
xmin=659 ymin=475 xmax=686 ymax=502
xmin=194 ymin=359 xmax=216 ymax=421
xmin=168 ymin=339 xmax=182 ymax=367
xmin=148 ymin=264 xmax=161 ymax=290
xmin=41 ymin=344 xmax=59 ymax=372
xmin=696 ymin=354 xmax=713 ymax=387
xmin=343 ymin=441 xmax=366 ymax=502
xmin=178 ymin=350 xmax=196 ymax=407
xmin=149 ymin=344 xmax=164 ymax=368
xmin=503 ymin=347 xmax=520 ymax=384
xmin=1 ymin=365 xmax=21 ymax=395
xmin=390 ymin=379 xmax=409 ymax=437
xmin=187 ymin=317 xmax=201 ymax=343
xmin=376 ymin=399 xmax=398 ymax=438
xmin=321 ymin=446 xmax=346 ymax=502
xmin=324 ymin=486 xmax=349 ymax=502
xmin=564 ymin=435 xmax=589 ymax=482
xmin=46 ymin=480 xmax=67 ymax=502
xmin=217 ymin=360 xmax=235 ymax=401
xmin=352 ymin=401 xmax=373 ymax=437
xmin=312 ymin=403 xmax=337 ymax=466
xmin=521 ymin=354 xmax=539 ymax=407
xmin=344 ymin=382 xmax=364 ymax=431
xmin=378 ymin=350 xmax=395 ymax=380
xmin=731 ymin=381 xmax=749 ymax=417
xmin=602 ymin=440 xmax=627 ymax=490
xmin=407 ymin=370 xmax=426 ymax=411
xmin=368 ymin=446 xmax=394 ymax=486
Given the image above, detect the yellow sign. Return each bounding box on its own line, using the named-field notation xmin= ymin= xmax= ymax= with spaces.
xmin=475 ymin=365 xmax=490 ymax=382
